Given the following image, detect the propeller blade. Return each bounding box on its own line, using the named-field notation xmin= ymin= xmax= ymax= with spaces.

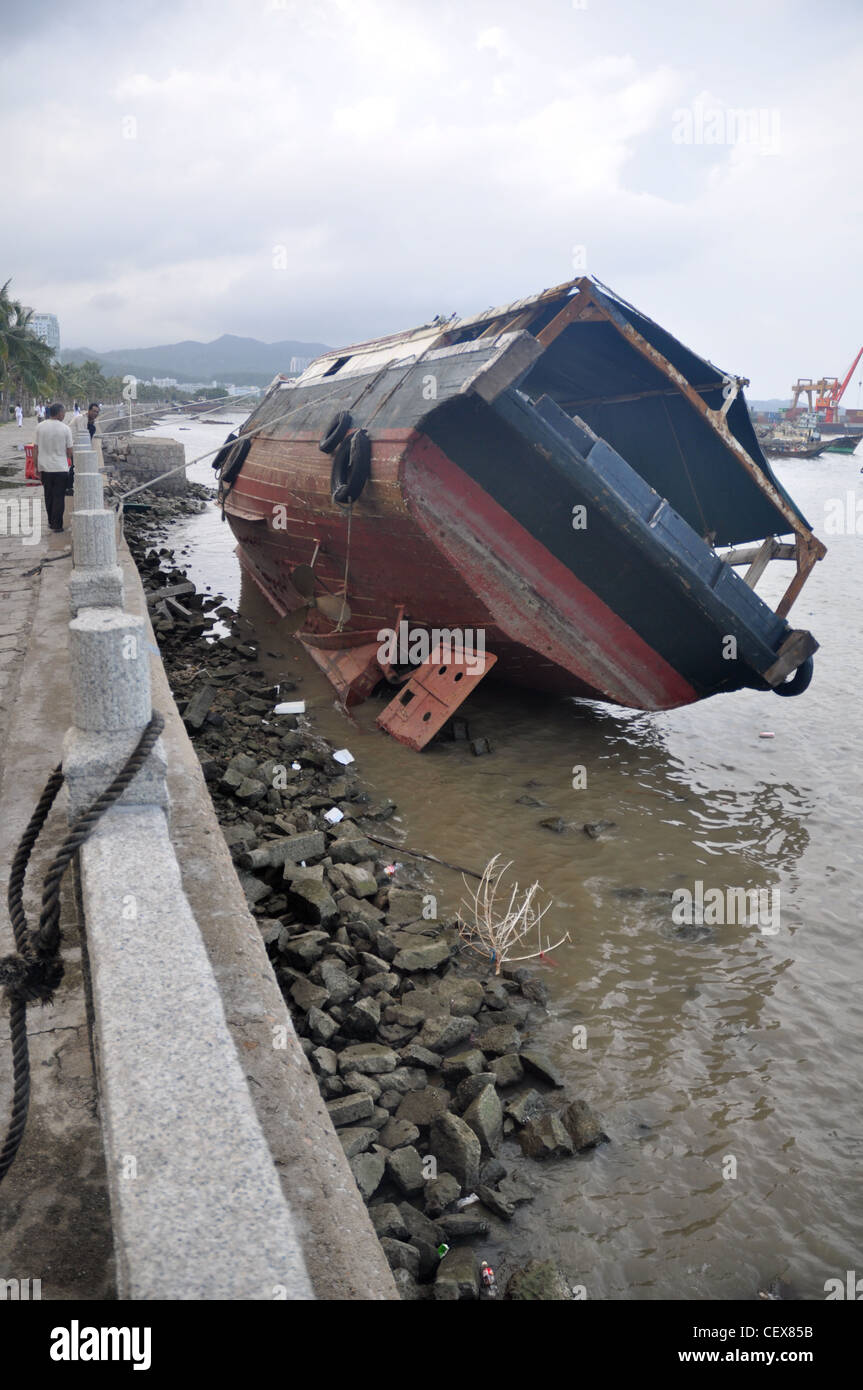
xmin=291 ymin=564 xmax=316 ymax=598
xmin=315 ymin=592 xmax=352 ymax=624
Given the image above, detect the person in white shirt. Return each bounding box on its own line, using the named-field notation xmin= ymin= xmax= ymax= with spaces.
xmin=14 ymin=404 xmax=22 ymax=427
xmin=34 ymin=403 xmax=73 ymax=531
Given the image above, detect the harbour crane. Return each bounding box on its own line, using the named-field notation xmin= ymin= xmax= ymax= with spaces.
xmin=791 ymin=345 xmax=863 ymax=422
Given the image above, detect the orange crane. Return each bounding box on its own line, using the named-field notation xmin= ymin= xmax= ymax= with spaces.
xmin=791 ymin=346 xmax=863 ymax=422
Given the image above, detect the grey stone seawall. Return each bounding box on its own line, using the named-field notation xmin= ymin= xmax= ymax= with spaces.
xmin=104 ymin=434 xmax=188 ymax=496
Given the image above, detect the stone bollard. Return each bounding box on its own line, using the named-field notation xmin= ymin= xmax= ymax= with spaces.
xmin=73 ymin=444 xmax=104 ymax=510
xmin=69 ymin=508 xmax=124 ymax=615
xmin=62 ymin=607 xmax=168 ymax=817
xmin=73 ymin=471 xmax=105 ymax=510
xmin=72 ymin=509 xmax=116 ymax=569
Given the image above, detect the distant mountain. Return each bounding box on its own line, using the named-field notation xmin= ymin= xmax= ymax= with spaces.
xmin=59 ymin=333 xmax=331 ymax=387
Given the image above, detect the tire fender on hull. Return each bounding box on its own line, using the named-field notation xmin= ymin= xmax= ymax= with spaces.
xmin=331 ymin=428 xmax=371 ymax=505
xmin=772 ymin=654 xmax=814 ymax=697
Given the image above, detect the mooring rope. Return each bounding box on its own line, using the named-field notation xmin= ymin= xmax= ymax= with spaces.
xmin=0 ymin=710 xmax=165 ymax=1184
xmin=116 ymin=380 xmax=351 ymax=503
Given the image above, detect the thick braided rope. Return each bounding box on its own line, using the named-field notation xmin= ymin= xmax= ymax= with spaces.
xmin=0 ymin=711 xmax=164 ymax=1184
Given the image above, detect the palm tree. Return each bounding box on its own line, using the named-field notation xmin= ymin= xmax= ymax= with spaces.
xmin=0 ymin=279 xmax=55 ymax=416
xmin=52 ymin=361 xmax=89 ymax=407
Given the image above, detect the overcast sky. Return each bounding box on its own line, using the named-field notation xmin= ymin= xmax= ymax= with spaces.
xmin=2 ymin=0 xmax=860 ymax=396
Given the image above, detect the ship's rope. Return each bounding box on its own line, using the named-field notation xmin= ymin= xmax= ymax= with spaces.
xmin=117 ymin=380 xmax=350 ymax=502
xmin=335 ymin=500 xmax=353 ymax=633
xmin=0 ymin=712 xmax=165 ymax=1184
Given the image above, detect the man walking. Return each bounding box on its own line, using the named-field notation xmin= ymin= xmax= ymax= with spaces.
xmin=14 ymin=403 xmax=22 ymax=427
xmin=70 ymin=401 xmax=102 ymax=491
xmin=34 ymin=402 xmax=73 ymax=532
xmin=80 ymin=401 xmax=100 ymax=440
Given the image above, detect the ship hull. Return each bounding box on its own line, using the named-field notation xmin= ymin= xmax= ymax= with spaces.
xmin=220 ymin=276 xmax=822 ymax=727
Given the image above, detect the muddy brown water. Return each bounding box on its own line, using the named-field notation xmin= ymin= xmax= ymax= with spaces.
xmin=148 ymin=414 xmax=862 ymax=1300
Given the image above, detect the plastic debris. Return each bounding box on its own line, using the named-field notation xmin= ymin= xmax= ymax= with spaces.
xmin=436 ymin=1243 xmax=450 ymax=1259
xmin=332 ymin=748 xmax=355 ymax=765
xmin=291 ymin=761 xmax=301 ymax=771
xmin=455 ymin=1193 xmax=479 ymax=1208
xmin=759 ymin=732 xmax=775 ymax=739
xmin=383 ymin=862 xmax=402 ymax=877
xmin=323 ymin=807 xmax=344 ymax=824
xmin=274 ymin=700 xmax=305 ymax=714
xmin=480 ymin=1261 xmax=497 ymax=1295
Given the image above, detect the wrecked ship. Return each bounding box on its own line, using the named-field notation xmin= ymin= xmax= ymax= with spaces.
xmin=215 ymin=276 xmax=825 ymax=749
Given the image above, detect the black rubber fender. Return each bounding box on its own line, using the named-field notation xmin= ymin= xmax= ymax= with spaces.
xmin=212 ymin=430 xmax=238 ymax=472
xmin=331 ymin=428 xmax=371 ymax=505
xmin=319 ymin=410 xmax=352 ymax=454
xmin=221 ymin=435 xmax=252 ymax=488
xmin=772 ymin=654 xmax=814 ymax=697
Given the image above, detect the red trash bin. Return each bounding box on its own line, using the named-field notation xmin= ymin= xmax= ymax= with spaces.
xmin=24 ymin=444 xmax=41 ymax=485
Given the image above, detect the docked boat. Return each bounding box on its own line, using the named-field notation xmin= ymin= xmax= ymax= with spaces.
xmin=216 ymin=276 xmax=825 ymax=749
xmin=762 ymin=437 xmax=827 ymax=458
xmin=821 ymin=434 xmax=859 ymax=454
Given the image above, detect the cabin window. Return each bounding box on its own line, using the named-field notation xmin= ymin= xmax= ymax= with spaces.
xmin=323 ymin=356 xmax=351 ymax=377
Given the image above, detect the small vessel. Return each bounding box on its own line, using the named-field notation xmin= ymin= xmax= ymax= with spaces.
xmin=821 ymin=434 xmax=859 ymax=454
xmin=217 ymin=276 xmax=824 ymax=748
xmin=762 ymin=437 xmax=827 ymax=458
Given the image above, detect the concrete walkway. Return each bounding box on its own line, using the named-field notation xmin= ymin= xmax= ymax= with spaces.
xmin=0 ymin=455 xmax=114 ymax=1299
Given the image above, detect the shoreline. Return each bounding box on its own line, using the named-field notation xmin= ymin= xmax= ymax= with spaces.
xmin=120 ymin=481 xmax=611 ymax=1301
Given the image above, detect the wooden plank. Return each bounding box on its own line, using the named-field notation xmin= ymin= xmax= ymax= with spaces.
xmin=460 ymin=332 xmax=543 ymax=404
xmin=721 ymin=542 xmax=796 ymax=566
xmin=763 ymin=629 xmax=819 ymax=687
xmin=743 ymin=537 xmax=778 ymax=588
xmin=776 ymin=536 xmax=820 ymax=619
xmin=536 ymin=287 xmax=604 ymax=347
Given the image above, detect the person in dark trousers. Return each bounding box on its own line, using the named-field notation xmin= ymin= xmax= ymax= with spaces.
xmin=34 ymin=402 xmax=73 ymax=531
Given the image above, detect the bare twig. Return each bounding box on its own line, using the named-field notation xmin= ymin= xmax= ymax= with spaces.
xmin=457 ymin=854 xmax=570 ymax=974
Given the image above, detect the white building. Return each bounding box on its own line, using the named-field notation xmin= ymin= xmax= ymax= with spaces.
xmin=30 ymin=312 xmax=60 ymax=356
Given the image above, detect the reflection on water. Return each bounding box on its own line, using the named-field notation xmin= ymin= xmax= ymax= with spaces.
xmin=156 ymin=415 xmax=862 ymax=1299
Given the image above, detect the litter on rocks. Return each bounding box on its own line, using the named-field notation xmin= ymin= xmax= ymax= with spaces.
xmin=274 ymin=700 xmax=305 ymax=714
xmin=456 ymin=1194 xmax=480 ymax=1208
xmin=323 ymin=807 xmax=345 ymax=824
xmin=332 ymin=748 xmax=355 ymax=765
